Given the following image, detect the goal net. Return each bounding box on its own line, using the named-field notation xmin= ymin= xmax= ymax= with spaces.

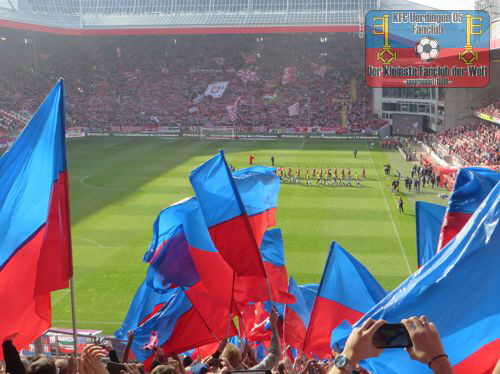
xmin=200 ymin=127 xmax=236 ymax=140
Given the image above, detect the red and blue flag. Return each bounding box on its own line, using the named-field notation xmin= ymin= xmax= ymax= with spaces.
xmin=115 ymin=280 xmax=178 ymax=340
xmin=190 ymin=151 xmax=268 ymax=302
xmin=232 ymin=166 xmax=280 ymax=247
xmin=361 ymin=181 xmax=500 ymax=374
xmin=0 ymin=80 xmax=72 ymax=353
xmin=283 ymin=277 xmax=314 ymax=351
xmin=235 ymin=228 xmax=295 ymax=304
xmin=129 ymin=286 xmax=237 ymax=365
xmin=142 ymin=197 xmax=234 ymax=308
xmin=438 ymin=167 xmax=499 ymax=250
xmin=303 ymin=242 xmax=385 ymax=357
xmin=415 ymin=201 xmax=446 ymax=268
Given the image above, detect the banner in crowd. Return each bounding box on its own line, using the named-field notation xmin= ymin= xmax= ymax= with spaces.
xmin=66 ymin=127 xmax=85 ymax=138
xmin=237 ymin=69 xmax=259 ymax=83
xmin=226 ymin=96 xmax=244 ymax=122
xmin=288 ymin=102 xmax=300 ymax=116
xmin=310 ymin=63 xmax=326 ymax=77
xmin=205 ymin=82 xmax=229 ymax=98
xmin=474 ymin=111 xmax=500 ymax=125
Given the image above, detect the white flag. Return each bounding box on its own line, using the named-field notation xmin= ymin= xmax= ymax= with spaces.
xmin=288 ymin=102 xmax=300 ymax=116
xmin=205 ymin=82 xmax=229 ymax=98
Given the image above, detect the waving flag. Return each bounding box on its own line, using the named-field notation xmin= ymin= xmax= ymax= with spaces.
xmin=415 ymin=201 xmax=446 ymax=268
xmin=235 ymin=229 xmax=294 ymax=304
xmin=282 ymin=66 xmax=297 ymax=85
xmin=310 ymin=63 xmax=326 ymax=77
xmin=0 ymin=80 xmax=72 ymax=353
xmin=233 ymin=165 xmax=280 ymax=245
xmin=246 ymin=302 xmax=272 ymax=342
xmin=142 ymin=197 xmax=234 ymax=309
xmin=361 ymin=181 xmax=500 ymax=374
xmin=438 ymin=167 xmax=500 ymax=250
xmin=259 ymin=229 xmax=294 ymax=303
xmin=190 ymin=151 xmax=266 ymax=278
xmin=130 ymin=286 xmax=237 ymax=365
xmin=237 ymin=69 xmax=259 ymax=84
xmin=205 ymin=82 xmax=229 ymax=98
xmin=226 ymin=96 xmax=243 ymax=122
xmin=115 ymin=280 xmax=178 ymax=340
xmin=227 ymin=105 xmax=238 ymax=121
xmin=284 ymin=277 xmax=314 ymax=350
xmin=303 ymin=242 xmax=385 ymax=357
xmin=190 ymin=152 xmax=270 ymax=303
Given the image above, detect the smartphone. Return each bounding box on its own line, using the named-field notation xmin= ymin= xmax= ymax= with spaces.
xmin=106 ymin=361 xmax=126 ymax=374
xmin=372 ymin=323 xmax=413 ymax=348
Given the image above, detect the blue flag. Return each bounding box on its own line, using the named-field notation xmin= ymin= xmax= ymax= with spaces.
xmin=360 ymin=181 xmax=500 ymax=374
xmin=415 ymin=201 xmax=446 ymax=268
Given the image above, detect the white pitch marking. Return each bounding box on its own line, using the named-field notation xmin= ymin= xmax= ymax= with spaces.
xmin=73 ymin=236 xmax=105 ymax=248
xmin=365 ymin=140 xmax=412 ymax=275
xmin=79 ymin=174 xmax=131 ymax=191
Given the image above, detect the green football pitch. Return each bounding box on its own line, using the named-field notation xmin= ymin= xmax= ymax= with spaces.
xmin=50 ymin=137 xmax=448 ymax=334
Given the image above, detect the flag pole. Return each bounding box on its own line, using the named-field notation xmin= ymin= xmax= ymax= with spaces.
xmin=69 ymin=277 xmax=78 ymax=354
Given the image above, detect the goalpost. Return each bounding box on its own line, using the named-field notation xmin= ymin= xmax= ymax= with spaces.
xmin=199 ymin=127 xmax=236 ymax=140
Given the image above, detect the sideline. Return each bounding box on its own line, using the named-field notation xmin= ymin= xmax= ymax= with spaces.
xmin=365 ymin=141 xmax=412 ymax=274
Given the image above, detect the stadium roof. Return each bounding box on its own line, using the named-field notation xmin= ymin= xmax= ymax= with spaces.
xmin=0 ymin=0 xmax=379 ymax=35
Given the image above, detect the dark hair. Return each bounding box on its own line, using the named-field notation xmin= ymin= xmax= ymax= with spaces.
xmin=182 ymin=356 xmax=193 ymax=367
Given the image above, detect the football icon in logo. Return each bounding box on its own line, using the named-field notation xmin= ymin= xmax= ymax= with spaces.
xmin=415 ymin=37 xmax=440 ymax=62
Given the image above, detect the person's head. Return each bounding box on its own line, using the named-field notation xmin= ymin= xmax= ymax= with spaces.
xmin=54 ymin=359 xmax=68 ymax=374
xmin=150 ymin=364 xmax=176 ymax=374
xmin=29 ymin=358 xmax=56 ymax=374
xmin=221 ymin=343 xmax=242 ymax=369
xmin=182 ymin=356 xmax=193 ymax=368
xmin=277 ymin=361 xmax=285 ymax=374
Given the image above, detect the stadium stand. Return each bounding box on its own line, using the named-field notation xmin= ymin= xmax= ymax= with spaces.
xmin=430 ymin=120 xmax=500 ymax=166
xmin=475 ymin=97 xmax=500 ymax=119
xmin=0 ymin=32 xmax=384 ymax=135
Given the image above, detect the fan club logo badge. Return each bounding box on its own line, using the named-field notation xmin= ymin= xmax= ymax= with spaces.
xmin=365 ymin=10 xmax=490 ymax=88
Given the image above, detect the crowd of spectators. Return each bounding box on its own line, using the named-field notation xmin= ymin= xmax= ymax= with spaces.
xmin=4 ymin=313 xmax=490 ymax=374
xmin=0 ymin=33 xmax=380 ymax=134
xmin=474 ymin=97 xmax=500 ymax=119
xmin=431 ymin=120 xmax=499 ymax=166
